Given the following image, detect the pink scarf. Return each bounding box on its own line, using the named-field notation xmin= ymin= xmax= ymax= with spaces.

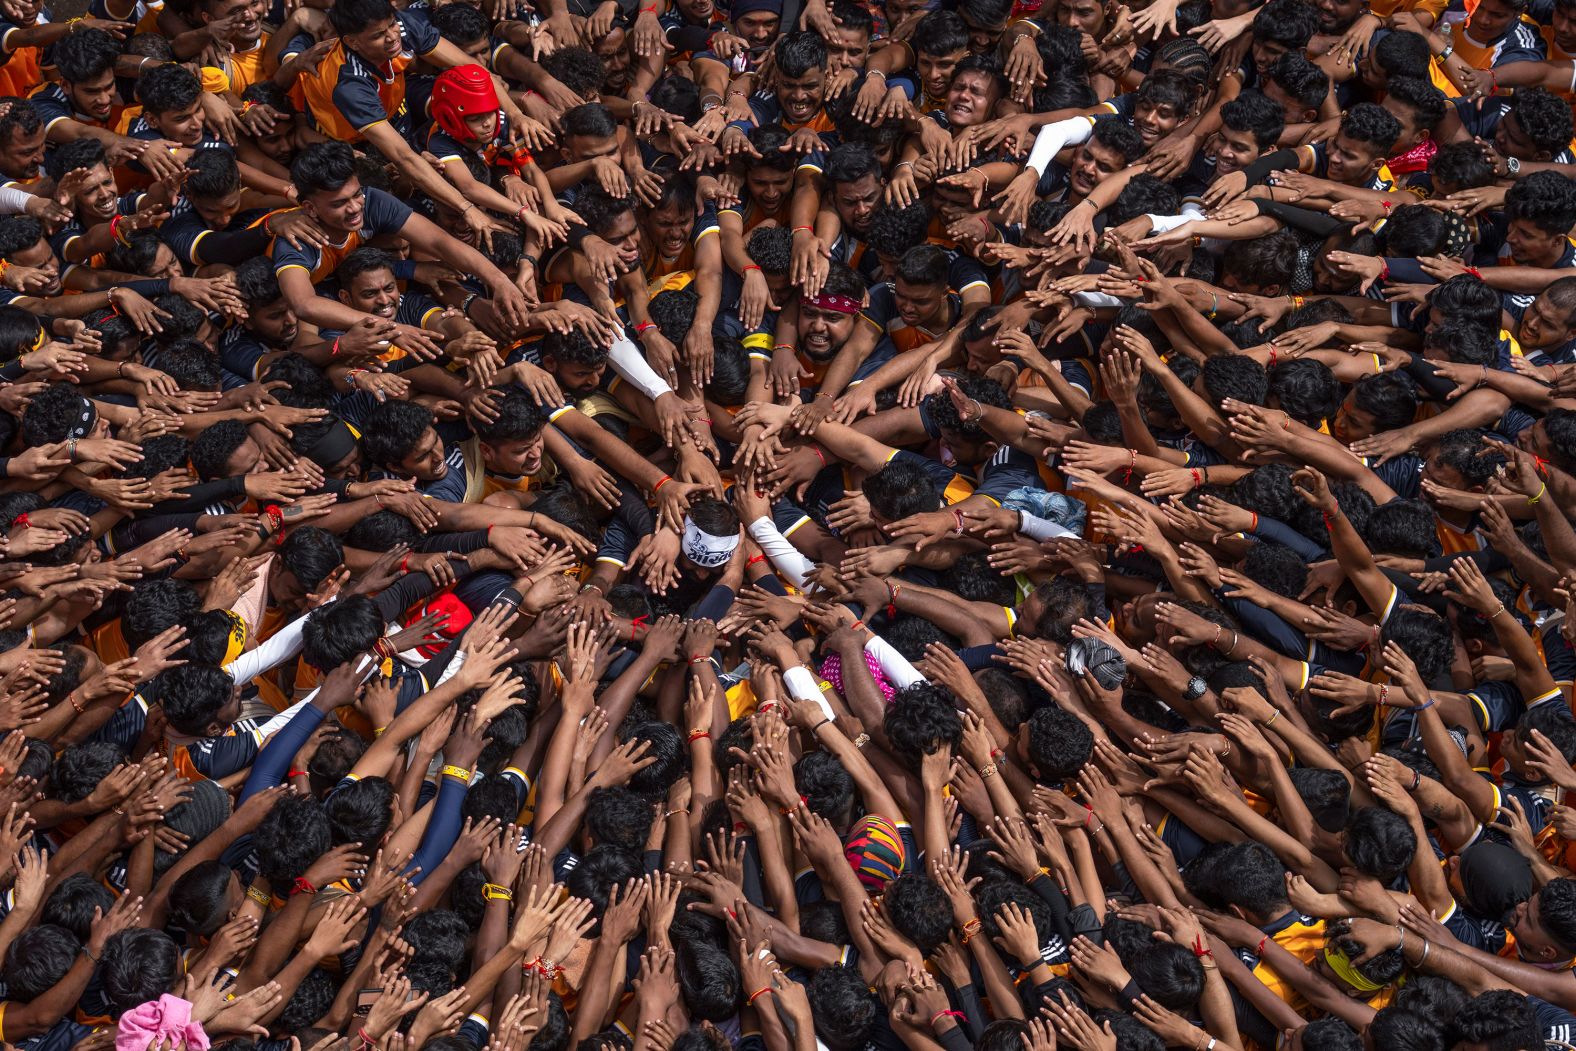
xmin=116 ymin=995 xmax=210 ymax=1051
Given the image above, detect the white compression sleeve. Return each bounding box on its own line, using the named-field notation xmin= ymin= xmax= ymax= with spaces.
xmin=746 ymin=516 xmax=816 ymax=590
xmin=0 ymin=187 xmax=34 ymax=214
xmin=225 ymin=602 xmax=327 ymax=683
xmin=864 ymin=634 xmax=926 ymax=689
xmin=606 ymin=334 xmax=672 ymax=401
xmin=784 ymin=666 xmax=834 ymax=721
xmin=1018 ymin=510 xmax=1079 ymax=540
xmin=1025 ymin=117 xmax=1096 ymax=177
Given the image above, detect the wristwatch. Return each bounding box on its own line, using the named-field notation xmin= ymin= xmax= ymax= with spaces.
xmin=1437 ymin=43 xmax=1454 ymax=60
xmin=1181 ymin=675 xmax=1208 ymax=701
xmin=1506 ymin=156 xmax=1521 ymax=175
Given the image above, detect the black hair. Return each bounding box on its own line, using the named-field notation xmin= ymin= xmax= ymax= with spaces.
xmin=55 ymin=28 xmax=122 ymax=84
xmin=913 ymin=10 xmax=970 ymax=54
xmin=1269 ymin=358 xmax=1340 ymax=426
xmin=139 ymin=62 xmax=201 ymax=115
xmin=775 ymin=30 xmax=827 ymax=78
xmin=43 ymin=874 xmax=117 ymax=945
xmin=1373 ymin=29 xmax=1431 ymax=78
xmin=328 ymin=0 xmax=397 ymax=36
xmin=361 ymin=399 xmax=435 ymax=469
xmin=100 ymin=928 xmax=180 ymax=1017
xmin=745 ymin=225 xmax=793 ymax=274
xmin=301 ymin=594 xmax=382 ymax=671
xmin=291 ymin=142 xmax=359 ymax=199
xmin=278 ymin=526 xmax=345 ymax=594
xmin=166 ymin=860 xmax=234 ymax=937
xmin=1513 ymin=88 xmax=1576 ymax=158
xmin=474 ymin=388 xmax=550 ymax=444
xmin=429 ymin=1 xmax=488 ymax=42
xmin=1221 ymin=231 xmax=1298 ymax=293
xmin=159 ymin=663 xmax=236 ymax=736
xmin=1130 ymin=943 xmax=1205 ymax=1011
xmin=824 ymin=142 xmax=883 ymax=187
xmin=44 ymin=137 xmax=107 ymax=184
xmin=1351 ymin=371 xmax=1419 ymax=432
xmin=323 ymin=775 xmax=394 ymax=848
xmin=1266 ymin=54 xmax=1327 ymax=115
xmin=883 ymin=682 xmax=963 ymax=768
xmin=796 ymin=749 xmax=857 ymax=822
xmin=1026 ymin=706 xmax=1094 ymax=780
xmin=1220 ymin=89 xmax=1286 ymax=148
xmin=923 ymin=373 xmax=1011 ymax=441
xmin=1089 ymin=118 xmax=1144 ymax=165
xmin=562 ymin=103 xmax=619 ymax=142
xmin=1450 ymin=990 xmax=1540 ymax=1051
xmin=585 ymin=786 xmax=656 ymax=851
xmin=1251 ymin=0 xmax=1318 ymax=50
xmin=3 ymin=925 xmax=80 ymax=1000
xmin=1201 ymin=353 xmax=1270 ymax=406
xmin=807 ymin=966 xmax=881 ymax=1051
xmin=1379 ymin=606 xmax=1453 ymax=684
xmin=863 ymin=457 xmax=941 ymax=519
xmin=122 ymin=578 xmax=200 ymax=651
xmin=883 ymin=873 xmax=954 ymax=953
xmin=1506 ymin=170 xmax=1576 ymax=235
xmin=542 ymin=47 xmax=606 ymax=99
xmin=254 ymin=793 xmax=332 ymax=883
xmin=1344 ymin=805 xmax=1417 ymax=883
xmin=1385 ymin=77 xmax=1447 ymax=137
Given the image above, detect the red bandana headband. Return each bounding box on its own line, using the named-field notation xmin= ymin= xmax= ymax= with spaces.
xmin=804 ymin=292 xmax=859 ymax=315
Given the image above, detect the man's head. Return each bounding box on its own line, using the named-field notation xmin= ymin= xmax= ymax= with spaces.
xmin=337 ymin=247 xmax=402 ymax=320
xmin=1505 ymin=171 xmax=1576 ymax=268
xmin=560 ymin=103 xmax=620 ymax=163
xmin=184 ymin=148 xmax=245 ymax=230
xmin=944 ymin=53 xmax=1006 ymax=129
xmin=1517 ymin=276 xmax=1576 ymax=350
xmin=1265 ymin=50 xmax=1329 ymax=124
xmin=893 ymin=245 xmax=951 ymax=330
xmin=1508 ymin=878 xmax=1576 ymax=966
xmin=773 ymin=31 xmax=827 ymax=125
xmin=956 ymin=0 xmax=1013 ymax=53
xmin=728 ymin=0 xmax=782 ymax=53
xmin=1325 ymin=102 xmax=1401 ymax=184
xmin=1068 ymin=119 xmax=1143 ymax=199
xmin=912 ymin=11 xmax=970 ymax=100
xmin=824 ymin=143 xmax=885 ymax=237
xmin=1215 ymin=91 xmax=1285 ymax=176
xmin=138 ymin=63 xmax=206 ymax=146
xmin=539 ymin=329 xmax=610 ymax=398
xmin=0 ymin=98 xmax=46 ymax=181
xmin=1466 ymin=0 xmax=1529 ymax=43
xmin=44 ymin=139 xmax=116 ymax=223
xmin=474 ymin=389 xmax=549 ymax=477
xmin=329 ymin=0 xmax=405 ymax=63
xmin=0 ymin=215 xmax=60 ymax=296
xmin=1381 ymin=76 xmax=1447 ymax=151
xmin=53 ymin=29 xmax=121 ymax=123
xmin=575 ymin=186 xmax=640 ymax=272
xmin=1499 ymin=88 xmax=1576 ymax=163
xmin=1250 ymin=0 xmax=1319 ymax=76
xmin=291 ymin=143 xmax=365 ymax=234
xmin=199 ymin=0 xmax=263 ymax=49
xmin=361 ymin=400 xmax=447 ymax=481
xmin=233 ymin=257 xmax=299 ymax=348
xmin=799 ymin=262 xmax=866 ymax=361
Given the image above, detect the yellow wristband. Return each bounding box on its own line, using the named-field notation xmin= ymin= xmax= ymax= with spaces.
xmin=373 ymin=726 xmax=387 ymax=738
xmin=1529 ymin=482 xmax=1547 ymax=506
xmin=246 ymin=885 xmax=272 ymax=907
xmin=441 ymin=764 xmax=472 ymax=783
xmin=482 ymin=883 xmax=514 ymax=901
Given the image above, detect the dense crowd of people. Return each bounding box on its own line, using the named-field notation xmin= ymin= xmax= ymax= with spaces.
xmin=10 ymin=0 xmax=1576 ymax=1047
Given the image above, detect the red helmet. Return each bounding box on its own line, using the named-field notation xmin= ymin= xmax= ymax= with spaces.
xmin=430 ymin=63 xmax=499 ymax=143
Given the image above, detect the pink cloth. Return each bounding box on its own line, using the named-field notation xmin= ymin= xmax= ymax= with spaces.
xmin=820 ymin=648 xmax=896 ymax=704
xmin=116 ymin=995 xmax=210 ymax=1051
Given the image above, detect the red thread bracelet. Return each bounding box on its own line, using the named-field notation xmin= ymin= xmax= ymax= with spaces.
xmin=653 ymin=475 xmax=672 ymax=492
xmin=742 ymin=264 xmax=761 ymax=273
xmin=809 ymin=446 xmax=826 ymax=466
